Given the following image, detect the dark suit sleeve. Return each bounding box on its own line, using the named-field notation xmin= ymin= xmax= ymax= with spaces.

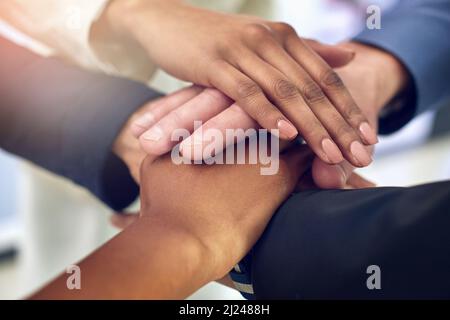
xmin=251 ymin=180 xmax=450 ymax=299
xmin=0 ymin=37 xmax=162 ymax=210
xmin=353 ymin=0 xmax=450 ymax=134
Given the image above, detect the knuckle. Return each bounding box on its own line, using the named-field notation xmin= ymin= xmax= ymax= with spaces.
xmin=335 ymin=123 xmax=357 ymax=142
xmin=301 ymin=81 xmax=326 ymax=104
xmin=272 ymin=22 xmax=296 ymax=36
xmin=299 ymin=118 xmax=316 ymax=134
xmin=321 ymin=69 xmax=344 ymax=90
xmin=209 ymin=59 xmax=228 ymax=72
xmin=169 ymin=108 xmax=184 ymax=127
xmin=305 ymin=120 xmax=328 ymax=141
xmin=202 ymin=88 xmax=228 ymax=103
xmin=236 ymin=80 xmax=262 ymax=100
xmin=243 ymin=23 xmax=271 ymax=41
xmin=344 ymin=103 xmax=364 ymax=121
xmin=206 ymin=59 xmax=229 ymax=85
xmin=230 ymin=104 xmax=249 ymax=117
xmin=273 ymin=79 xmax=299 ymax=101
xmin=253 ymin=105 xmax=273 ymax=120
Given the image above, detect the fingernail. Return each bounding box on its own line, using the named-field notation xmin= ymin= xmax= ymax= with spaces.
xmin=143 ymin=126 xmax=163 ymax=142
xmin=134 ymin=112 xmax=155 ymax=128
xmin=321 ymin=138 xmax=343 ymax=164
xmin=350 ymin=141 xmax=372 ymax=166
xmin=359 ymin=122 xmax=378 ymax=144
xmin=277 ymin=119 xmax=298 ymax=140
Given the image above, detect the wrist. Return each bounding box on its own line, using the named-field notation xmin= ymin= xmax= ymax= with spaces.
xmin=138 ymin=216 xmax=219 ymax=286
xmin=345 ymin=42 xmax=409 ymax=115
xmin=104 ymin=0 xmax=140 ymax=37
xmin=373 ymin=48 xmax=409 ymax=114
xmin=105 ymin=0 xmax=182 ymax=40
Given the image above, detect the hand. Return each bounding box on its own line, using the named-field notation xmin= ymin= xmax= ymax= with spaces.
xmin=103 ymin=0 xmax=377 ymax=167
xmin=34 ymin=142 xmax=311 ymax=299
xmin=138 ymin=144 xmax=313 ymax=280
xmin=128 ymin=41 xmax=358 ymax=157
xmin=131 ymin=42 xmax=408 ymax=189
xmin=112 ymin=85 xmax=204 ymax=183
xmin=311 ymin=42 xmax=409 ymax=188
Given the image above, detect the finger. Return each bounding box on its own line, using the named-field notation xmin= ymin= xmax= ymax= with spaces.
xmin=207 ymin=60 xmax=299 ymax=141
xmin=180 ymin=103 xmax=258 ymax=160
xmin=181 ymin=103 xmax=294 ymax=160
xmin=303 ymin=39 xmax=355 ymax=68
xmin=139 ymin=88 xmax=232 ymax=156
xmin=285 ymin=36 xmax=378 ymax=146
xmin=110 ymin=213 xmax=139 ymax=230
xmin=311 ymin=157 xmax=352 ymax=189
xmin=347 ymin=172 xmax=376 ymax=189
xmin=256 ymin=39 xmax=371 ymax=167
xmin=235 ymin=51 xmax=344 ymax=165
xmin=131 ymin=85 xmax=204 ymax=138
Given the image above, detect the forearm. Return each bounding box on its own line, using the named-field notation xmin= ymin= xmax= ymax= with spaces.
xmin=30 ymin=217 xmax=213 ymax=299
xmin=97 ymin=0 xmax=182 ymax=44
xmin=105 ymin=0 xmax=182 ymax=29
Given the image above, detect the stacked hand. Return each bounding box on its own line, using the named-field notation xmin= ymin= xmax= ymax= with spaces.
xmin=115 ymin=41 xmax=407 ymax=192
xmin=137 ymin=144 xmax=313 ymax=281
xmin=103 ymin=0 xmax=378 ymax=168
xmin=33 ymin=143 xmax=311 ymax=299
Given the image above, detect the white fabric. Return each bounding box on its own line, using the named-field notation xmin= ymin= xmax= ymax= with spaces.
xmin=0 ymin=0 xmax=401 ymax=84
xmin=0 ymin=0 xmax=110 ymax=70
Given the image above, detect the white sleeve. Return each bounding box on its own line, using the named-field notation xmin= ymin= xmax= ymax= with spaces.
xmin=0 ymin=0 xmax=113 ymax=72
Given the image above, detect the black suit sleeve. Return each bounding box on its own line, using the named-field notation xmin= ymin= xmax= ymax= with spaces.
xmin=251 ymin=180 xmax=450 ymax=299
xmin=0 ymin=37 xmax=162 ymax=210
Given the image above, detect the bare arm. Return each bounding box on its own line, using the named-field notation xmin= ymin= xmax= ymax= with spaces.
xmin=30 ymin=145 xmax=311 ymax=299
xmin=30 ymin=217 xmax=212 ymax=299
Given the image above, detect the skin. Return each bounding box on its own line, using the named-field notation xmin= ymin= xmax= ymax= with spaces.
xmin=312 ymin=42 xmax=408 ymax=188
xmin=111 ymin=79 xmax=374 ymax=290
xmin=100 ymin=0 xmax=378 ymax=167
xmin=30 ymin=144 xmax=312 ymax=299
xmin=132 ymin=42 xmax=409 ymax=189
xmin=111 ymin=40 xmax=364 ymax=184
xmin=27 ymin=43 xmax=402 ymax=297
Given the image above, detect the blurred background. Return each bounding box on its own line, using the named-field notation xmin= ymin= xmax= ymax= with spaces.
xmin=0 ymin=0 xmax=449 ymax=299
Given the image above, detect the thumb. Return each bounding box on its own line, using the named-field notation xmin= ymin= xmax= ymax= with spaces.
xmin=304 ymin=39 xmax=355 ymax=68
xmin=347 ymin=172 xmax=376 ymax=189
xmin=312 ymin=157 xmax=376 ymax=189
